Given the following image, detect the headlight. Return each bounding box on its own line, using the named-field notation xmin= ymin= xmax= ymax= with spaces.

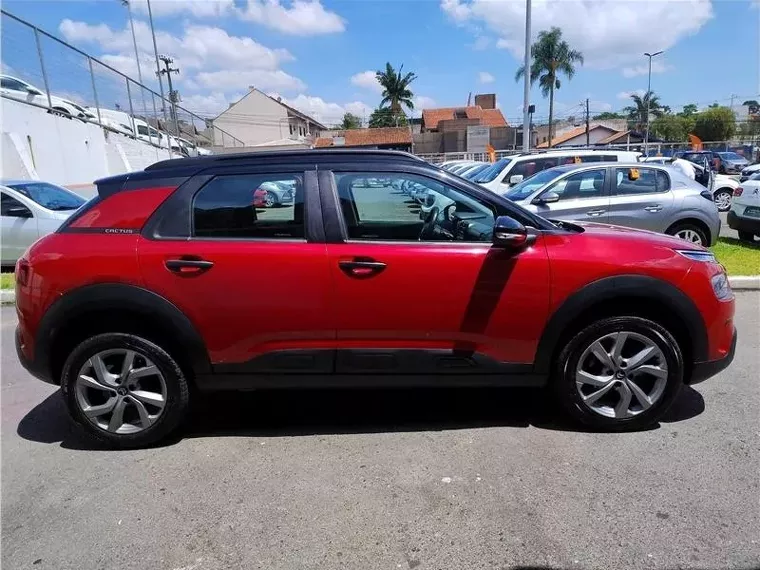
xmin=711 ymin=272 xmax=733 ymax=301
xmin=676 ymin=249 xmax=716 ymax=262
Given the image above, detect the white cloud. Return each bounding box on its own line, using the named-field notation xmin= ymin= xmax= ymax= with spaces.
xmin=196 ymin=69 xmax=305 ymax=92
xmin=129 ymin=0 xmax=234 ymax=18
xmin=617 ymin=89 xmax=646 ymax=100
xmin=238 ymin=0 xmax=345 ymax=35
xmin=442 ymin=0 xmax=713 ymax=68
xmin=471 ymin=36 xmax=491 ymax=51
xmin=269 ymin=92 xmax=372 ymax=126
xmin=350 ymin=70 xmax=383 ymax=93
xmin=181 ymin=91 xmax=242 ymax=116
xmin=478 ymin=71 xmax=495 ymax=84
xmin=621 ymin=60 xmax=673 ymax=78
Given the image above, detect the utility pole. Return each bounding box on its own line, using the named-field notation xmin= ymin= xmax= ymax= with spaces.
xmin=121 ymin=0 xmax=143 ymax=85
xmin=585 ymin=98 xmax=590 ymax=147
xmin=643 ymin=50 xmax=663 ymax=156
xmin=521 ymin=0 xmax=532 ymax=152
xmin=157 ymin=55 xmax=181 ymax=140
xmin=146 ymin=0 xmax=169 ymax=140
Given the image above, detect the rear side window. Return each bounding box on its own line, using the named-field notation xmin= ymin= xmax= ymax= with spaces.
xmin=192 ymin=173 xmax=304 ymax=239
xmin=613 ymin=168 xmax=670 ymax=196
xmin=509 ymin=157 xmax=559 ymax=181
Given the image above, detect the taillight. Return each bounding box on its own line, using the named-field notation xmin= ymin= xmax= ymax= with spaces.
xmin=252 ymin=188 xmax=267 ymax=208
xmin=15 ymin=259 xmax=29 ymax=287
xmin=734 ymin=187 xmax=743 ymax=196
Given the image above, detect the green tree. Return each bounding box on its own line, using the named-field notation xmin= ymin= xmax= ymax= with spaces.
xmin=650 ymin=114 xmax=690 ymax=141
xmin=338 ymin=112 xmax=362 ymax=130
xmin=679 ymin=104 xmax=698 ymax=117
xmin=515 ymin=27 xmax=583 ymax=148
xmin=368 ymin=107 xmax=407 ymax=128
xmin=692 ymin=106 xmax=736 ymax=141
xmin=743 ymin=100 xmax=759 ymax=115
xmin=623 ymin=91 xmax=663 ymax=130
xmin=376 ymin=63 xmax=416 ymax=123
xmin=592 ymin=111 xmax=624 ymax=120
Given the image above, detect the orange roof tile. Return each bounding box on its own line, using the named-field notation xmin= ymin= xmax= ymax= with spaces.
xmin=314 ymin=127 xmax=412 ymax=148
xmin=536 ymin=124 xmax=619 ymax=148
xmin=422 ymin=106 xmax=508 ymax=130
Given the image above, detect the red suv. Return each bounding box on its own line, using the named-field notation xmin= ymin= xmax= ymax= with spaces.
xmin=14 ymin=150 xmax=737 ymax=447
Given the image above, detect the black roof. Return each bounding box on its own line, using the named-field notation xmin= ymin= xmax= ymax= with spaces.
xmin=145 ymin=149 xmax=425 ymax=171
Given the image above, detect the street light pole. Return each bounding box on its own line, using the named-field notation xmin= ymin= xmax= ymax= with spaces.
xmin=643 ymin=50 xmax=663 ymax=155
xmin=146 ymin=0 xmax=168 ymax=127
xmin=121 ymin=0 xmax=143 ymax=85
xmin=522 ymin=0 xmax=532 ymax=152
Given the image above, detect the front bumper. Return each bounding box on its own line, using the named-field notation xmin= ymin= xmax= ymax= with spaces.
xmin=727 ymin=210 xmax=760 ymax=234
xmin=689 ymin=327 xmax=737 ymax=385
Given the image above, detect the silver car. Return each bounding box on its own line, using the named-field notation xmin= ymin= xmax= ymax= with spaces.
xmin=503 ymin=163 xmax=720 ymax=247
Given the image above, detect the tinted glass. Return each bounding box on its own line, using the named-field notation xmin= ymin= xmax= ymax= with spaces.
xmin=1 ymin=192 xmax=32 ymax=216
xmin=193 ymin=174 xmax=304 ymax=239
xmin=7 ymin=182 xmax=85 ymax=211
xmin=545 ymin=169 xmax=607 ymax=201
xmin=1 ymin=77 xmax=24 ymax=90
xmin=463 ymin=163 xmax=491 ymax=180
xmin=613 ymin=168 xmax=668 ymax=195
xmin=504 ymin=168 xmax=565 ymax=201
xmin=335 ymin=173 xmax=494 ymax=242
xmin=508 ymin=157 xmax=559 ymax=181
xmin=474 ymin=158 xmax=511 ymax=182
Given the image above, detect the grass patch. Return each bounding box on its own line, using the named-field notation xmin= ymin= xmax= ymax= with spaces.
xmin=0 ymin=273 xmax=15 ymax=290
xmin=711 ymin=237 xmax=760 ymax=276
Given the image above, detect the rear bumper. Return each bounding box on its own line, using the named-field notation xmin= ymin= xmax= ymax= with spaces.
xmin=689 ymin=327 xmax=737 ymax=385
xmin=727 ymin=210 xmax=760 ymax=234
xmin=15 ymin=326 xmax=56 ymax=385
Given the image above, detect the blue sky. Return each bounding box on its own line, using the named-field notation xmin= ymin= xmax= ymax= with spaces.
xmin=2 ymin=0 xmax=759 ymax=127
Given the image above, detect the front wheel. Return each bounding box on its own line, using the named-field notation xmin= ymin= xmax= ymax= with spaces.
xmin=553 ymin=317 xmax=683 ymax=431
xmin=714 ymin=189 xmax=732 ymax=212
xmin=60 ymin=333 xmax=189 ymax=448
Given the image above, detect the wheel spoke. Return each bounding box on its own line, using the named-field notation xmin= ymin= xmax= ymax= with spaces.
xmin=583 ymin=381 xmax=618 ymax=405
xmin=130 ymin=389 xmax=165 ymax=410
xmin=576 ymin=369 xmax=612 ymax=387
xmin=626 ymin=345 xmax=657 ymax=371
xmin=626 ymin=378 xmax=653 ymax=410
xmin=610 ymin=332 xmax=628 ymax=363
xmin=78 ymin=374 xmax=113 ymax=392
xmin=90 ymin=354 xmax=112 ymax=384
xmin=614 ymin=383 xmax=633 ymax=418
xmin=130 ymin=397 xmax=153 ymax=428
xmin=589 ymin=341 xmax=614 ymax=370
xmin=120 ymin=350 xmax=136 ymax=380
xmin=632 ymin=364 xmax=668 ymax=379
xmin=108 ymin=398 xmax=127 ymax=432
xmin=83 ymin=396 xmax=117 ymax=419
xmin=127 ymin=365 xmax=159 ymax=382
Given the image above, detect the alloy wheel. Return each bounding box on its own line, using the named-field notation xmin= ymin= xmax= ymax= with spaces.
xmin=674 ymin=228 xmax=703 ymax=245
xmin=575 ymin=331 xmax=668 ymax=419
xmin=715 ymin=191 xmax=732 ymax=212
xmin=265 ymin=192 xmax=276 ymax=207
xmin=75 ymin=349 xmax=167 ymax=434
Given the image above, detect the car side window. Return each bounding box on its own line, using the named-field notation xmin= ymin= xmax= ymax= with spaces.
xmin=1 ymin=77 xmax=24 ymax=91
xmin=334 ymin=172 xmax=495 ymax=243
xmin=544 ymin=169 xmax=607 ymax=201
xmin=1 ymin=193 xmax=33 ymax=217
xmin=192 ymin=173 xmax=304 ymax=239
xmin=613 ymin=168 xmax=669 ymax=196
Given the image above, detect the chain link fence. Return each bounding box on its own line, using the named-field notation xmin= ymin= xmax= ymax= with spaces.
xmin=1 ymin=10 xmax=244 ymax=156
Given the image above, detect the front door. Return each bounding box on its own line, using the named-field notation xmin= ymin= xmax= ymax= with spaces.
xmin=607 ymin=167 xmax=675 ymax=233
xmin=321 ymin=170 xmax=551 ymax=374
xmin=138 ymin=170 xmax=334 ymax=373
xmin=1 ymin=192 xmax=37 ymax=266
xmin=531 ymin=167 xmax=610 ymax=224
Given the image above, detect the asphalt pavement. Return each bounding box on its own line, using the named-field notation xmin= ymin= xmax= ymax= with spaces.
xmin=2 ymin=296 xmax=759 ymax=570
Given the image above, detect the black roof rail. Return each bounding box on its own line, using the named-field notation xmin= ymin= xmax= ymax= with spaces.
xmin=145 ymin=149 xmax=426 ymax=171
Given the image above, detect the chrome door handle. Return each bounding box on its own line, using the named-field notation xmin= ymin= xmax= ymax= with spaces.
xmin=587 ymin=209 xmax=606 ymax=217
xmin=644 ymin=205 xmax=663 ymax=213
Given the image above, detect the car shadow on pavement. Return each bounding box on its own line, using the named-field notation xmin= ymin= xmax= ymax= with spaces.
xmin=17 ymin=385 xmax=705 ymax=450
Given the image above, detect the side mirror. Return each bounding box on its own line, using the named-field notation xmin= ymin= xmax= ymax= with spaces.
xmin=493 ymin=216 xmax=535 ymax=250
xmin=6 ymin=206 xmax=32 ymax=218
xmin=26 ymin=87 xmax=43 ymax=95
xmin=509 ymin=174 xmax=524 ymax=185
xmin=532 ymin=190 xmax=560 ymax=205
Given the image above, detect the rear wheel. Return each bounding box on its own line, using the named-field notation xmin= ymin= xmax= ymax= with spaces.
xmin=61 ymin=333 xmax=189 ymax=448
xmin=714 ymin=189 xmax=732 ymax=212
xmin=738 ymin=231 xmax=756 ymax=243
xmin=265 ymin=191 xmax=277 ymax=208
xmin=553 ymin=317 xmax=683 ymax=431
xmin=667 ymin=222 xmax=708 ymax=247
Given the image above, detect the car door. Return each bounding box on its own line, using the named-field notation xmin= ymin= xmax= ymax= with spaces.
xmin=1 ymin=191 xmax=38 ymax=266
xmin=137 ymin=168 xmax=335 ymax=373
xmin=319 ymin=168 xmax=551 ymax=374
xmin=530 ymin=167 xmax=610 ymax=224
xmin=607 ymin=167 xmax=675 ymax=232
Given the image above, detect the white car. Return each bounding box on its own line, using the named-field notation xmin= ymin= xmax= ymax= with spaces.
xmin=1 ymin=74 xmax=95 ymax=121
xmin=1 ymin=180 xmax=86 ymax=267
xmin=740 ymin=163 xmax=760 ymax=182
xmin=728 ymin=172 xmax=760 ymax=242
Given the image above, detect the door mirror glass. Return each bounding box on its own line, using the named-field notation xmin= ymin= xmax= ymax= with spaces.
xmin=533 ymin=190 xmax=560 ymax=205
xmin=6 ymin=206 xmax=33 ymax=218
xmin=492 ymin=216 xmax=534 ymax=250
xmin=509 ymin=174 xmax=524 ymax=185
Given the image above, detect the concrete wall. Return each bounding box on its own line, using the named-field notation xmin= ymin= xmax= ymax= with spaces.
xmin=212 ymin=90 xmax=290 ymax=146
xmin=1 ymin=98 xmax=178 ymax=188
xmin=412 ymin=126 xmax=519 ymax=154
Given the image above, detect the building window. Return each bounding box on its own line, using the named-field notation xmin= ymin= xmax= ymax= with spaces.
xmin=289 ymin=124 xmax=294 ymax=135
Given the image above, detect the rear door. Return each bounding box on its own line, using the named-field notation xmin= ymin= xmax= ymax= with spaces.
xmin=1 ymin=191 xmax=38 ymax=265
xmin=531 ymin=167 xmax=610 ymax=224
xmin=138 ymin=167 xmax=335 ymax=373
xmin=319 ymin=167 xmax=551 ymax=375
xmin=607 ymin=167 xmax=675 ymax=232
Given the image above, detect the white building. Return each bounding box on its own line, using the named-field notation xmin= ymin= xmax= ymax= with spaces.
xmin=210 ymin=88 xmax=326 ymax=147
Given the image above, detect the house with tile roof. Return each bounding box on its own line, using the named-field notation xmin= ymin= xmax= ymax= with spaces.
xmin=314 ymin=127 xmax=412 ymax=151
xmin=420 ymin=94 xmax=508 ymax=133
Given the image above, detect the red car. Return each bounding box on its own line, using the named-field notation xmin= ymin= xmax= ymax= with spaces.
xmin=14 ymin=150 xmax=737 ymax=447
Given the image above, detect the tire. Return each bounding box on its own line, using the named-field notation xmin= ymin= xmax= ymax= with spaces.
xmin=60 ymin=333 xmax=189 ymax=448
xmin=265 ymin=191 xmax=277 ymax=208
xmin=714 ymin=189 xmax=732 ymax=212
xmin=667 ymin=222 xmax=708 ymax=246
xmin=738 ymin=231 xmax=756 ymax=243
xmin=553 ymin=316 xmax=683 ymax=431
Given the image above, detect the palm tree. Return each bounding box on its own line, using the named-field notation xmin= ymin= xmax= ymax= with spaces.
xmin=376 ymin=63 xmax=417 ymax=121
xmin=623 ymin=91 xmax=664 ymax=130
xmin=515 ymin=27 xmax=583 ymax=148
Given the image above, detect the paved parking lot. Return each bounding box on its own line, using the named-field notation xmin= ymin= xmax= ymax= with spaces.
xmin=2 ymin=294 xmax=759 ymax=570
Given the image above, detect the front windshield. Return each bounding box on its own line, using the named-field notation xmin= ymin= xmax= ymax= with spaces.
xmin=473 ymin=157 xmax=511 ymax=183
xmin=8 ymin=182 xmax=85 ymax=211
xmin=462 ymin=163 xmax=490 ymax=180
xmin=503 ymin=168 xmax=564 ymax=201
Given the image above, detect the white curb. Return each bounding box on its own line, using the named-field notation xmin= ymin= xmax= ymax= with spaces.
xmin=729 ymin=276 xmax=760 ymax=290
xmin=0 ymin=290 xmax=15 ymax=304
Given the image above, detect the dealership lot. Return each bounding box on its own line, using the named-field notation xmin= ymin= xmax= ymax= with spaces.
xmin=2 ymin=294 xmax=759 ymax=570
